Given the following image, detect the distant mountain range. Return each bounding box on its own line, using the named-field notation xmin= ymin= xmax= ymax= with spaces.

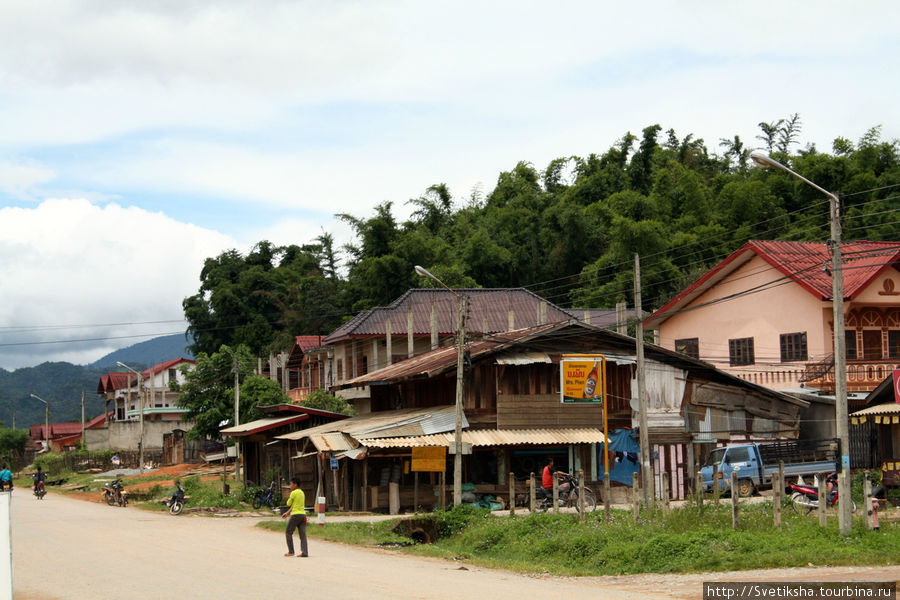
xmin=0 ymin=334 xmax=194 ymax=431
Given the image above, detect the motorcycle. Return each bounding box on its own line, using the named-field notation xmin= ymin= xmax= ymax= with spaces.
xmin=535 ymin=473 xmax=598 ymax=514
xmin=166 ymin=482 xmax=186 ymax=515
xmin=788 ymin=472 xmax=857 ymax=515
xmin=251 ymin=481 xmax=279 ymax=510
xmin=101 ymin=478 xmax=128 ymax=507
xmin=33 ymin=480 xmax=46 ymax=500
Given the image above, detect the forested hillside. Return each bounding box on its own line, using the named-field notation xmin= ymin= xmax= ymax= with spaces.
xmin=184 ymin=118 xmax=899 ymax=359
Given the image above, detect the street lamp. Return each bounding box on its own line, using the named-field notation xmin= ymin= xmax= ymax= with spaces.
xmin=750 ymin=150 xmax=851 ymax=535
xmin=117 ymin=361 xmax=145 ymax=471
xmin=414 ymin=265 xmax=467 ymax=506
xmin=29 ymin=394 xmax=49 ymax=452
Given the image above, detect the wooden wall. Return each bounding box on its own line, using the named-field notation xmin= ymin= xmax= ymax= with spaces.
xmin=498 ymin=393 xmax=604 ymax=428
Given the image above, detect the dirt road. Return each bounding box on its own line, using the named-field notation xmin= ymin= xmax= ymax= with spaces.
xmin=10 ymin=491 xmax=900 ymax=599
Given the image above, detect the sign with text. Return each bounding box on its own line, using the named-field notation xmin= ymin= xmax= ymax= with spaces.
xmin=411 ymin=446 xmax=447 ymax=472
xmin=560 ymin=354 xmax=606 ymax=405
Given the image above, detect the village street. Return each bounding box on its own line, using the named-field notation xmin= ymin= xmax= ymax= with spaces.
xmin=9 ymin=492 xmax=900 ymax=600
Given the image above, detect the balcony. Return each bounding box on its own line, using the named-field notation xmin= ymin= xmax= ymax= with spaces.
xmin=802 ymin=356 xmax=900 ymax=393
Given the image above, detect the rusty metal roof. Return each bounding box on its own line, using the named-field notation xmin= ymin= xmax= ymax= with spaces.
xmin=323 ymin=288 xmax=577 ymax=344
xmin=337 ymin=321 xmax=572 ymax=387
xmin=276 ymin=405 xmax=466 ymax=442
xmin=220 ymin=414 xmax=309 ymax=437
xmin=360 ymin=427 xmax=607 ymax=448
xmin=308 ymin=432 xmax=359 ymax=452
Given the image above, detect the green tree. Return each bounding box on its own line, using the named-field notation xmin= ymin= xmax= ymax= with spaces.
xmin=301 ymin=389 xmax=356 ymax=416
xmin=172 ymin=345 xmax=263 ymax=440
xmin=0 ymin=427 xmax=29 ymax=460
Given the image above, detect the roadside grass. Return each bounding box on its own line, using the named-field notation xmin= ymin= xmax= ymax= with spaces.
xmin=256 ymin=503 xmax=900 ymax=576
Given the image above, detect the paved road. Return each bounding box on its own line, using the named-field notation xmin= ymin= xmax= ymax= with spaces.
xmin=10 ymin=491 xmax=900 ymax=599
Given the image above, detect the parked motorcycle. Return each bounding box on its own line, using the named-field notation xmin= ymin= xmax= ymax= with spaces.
xmin=788 ymin=472 xmax=857 ymax=515
xmin=251 ymin=481 xmax=279 ymax=510
xmin=102 ymin=478 xmax=128 ymax=507
xmin=166 ymin=482 xmax=186 ymax=515
xmin=536 ymin=473 xmax=597 ymax=514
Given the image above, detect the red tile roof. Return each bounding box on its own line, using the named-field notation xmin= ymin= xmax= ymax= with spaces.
xmin=645 ymin=240 xmax=900 ymax=328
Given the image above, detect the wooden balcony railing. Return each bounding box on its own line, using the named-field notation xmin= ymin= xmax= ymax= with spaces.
xmin=802 ymin=357 xmax=900 ymax=393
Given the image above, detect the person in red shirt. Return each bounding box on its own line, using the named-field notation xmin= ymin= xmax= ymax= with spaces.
xmin=541 ymin=458 xmax=569 ymax=499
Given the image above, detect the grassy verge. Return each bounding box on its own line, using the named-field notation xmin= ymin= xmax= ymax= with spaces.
xmin=257 ymin=503 xmax=900 ymax=576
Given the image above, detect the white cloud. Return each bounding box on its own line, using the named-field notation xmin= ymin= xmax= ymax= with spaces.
xmin=0 ymin=198 xmax=235 ymax=369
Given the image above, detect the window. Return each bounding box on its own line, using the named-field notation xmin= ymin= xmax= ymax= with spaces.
xmin=336 ymin=358 xmax=343 ymax=381
xmin=674 ymin=338 xmax=699 ymax=359
xmin=889 ymin=331 xmax=900 ymax=359
xmin=779 ymin=332 xmax=808 ymax=362
xmin=846 ymin=330 xmax=857 ymax=360
xmin=728 ymin=337 xmax=755 ymax=366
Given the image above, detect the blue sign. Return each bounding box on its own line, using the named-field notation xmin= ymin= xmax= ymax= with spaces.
xmin=330 ymin=456 xmax=339 ymax=470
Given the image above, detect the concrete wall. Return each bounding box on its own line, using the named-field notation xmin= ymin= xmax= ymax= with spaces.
xmin=84 ymin=419 xmax=195 ymax=451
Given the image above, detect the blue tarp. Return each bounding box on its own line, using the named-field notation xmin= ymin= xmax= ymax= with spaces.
xmin=598 ymin=429 xmax=641 ymax=486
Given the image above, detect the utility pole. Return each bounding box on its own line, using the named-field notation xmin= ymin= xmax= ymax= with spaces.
xmin=81 ymin=390 xmax=85 ymax=450
xmin=634 ymin=254 xmax=654 ymax=505
xmin=233 ymin=355 xmax=241 ymax=484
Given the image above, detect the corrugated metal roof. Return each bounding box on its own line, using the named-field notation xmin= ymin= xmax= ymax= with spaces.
xmin=339 ymin=321 xmax=571 ymax=387
xmin=495 ymin=351 xmax=551 ymax=365
xmin=323 ymin=288 xmax=576 ymax=344
xmin=309 ymin=432 xmax=358 ymax=452
xmin=851 ymin=403 xmax=900 ymax=418
xmin=360 ymin=428 xmax=608 ymax=448
xmin=220 ymin=415 xmax=308 ymax=436
xmin=276 ymin=405 xmax=466 ymax=442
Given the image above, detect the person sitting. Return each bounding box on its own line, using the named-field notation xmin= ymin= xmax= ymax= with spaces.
xmin=540 ymin=458 xmax=569 ymax=499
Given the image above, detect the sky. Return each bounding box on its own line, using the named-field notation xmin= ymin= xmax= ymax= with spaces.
xmin=0 ymin=1 xmax=897 ymax=370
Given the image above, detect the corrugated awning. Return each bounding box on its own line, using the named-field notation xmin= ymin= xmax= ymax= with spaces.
xmin=495 ymin=352 xmax=551 ymax=365
xmin=852 ymin=402 xmax=900 ymax=424
xmin=220 ymin=414 xmax=308 ymax=437
xmin=276 ymin=405 xmax=464 ymax=442
xmin=309 ymin=432 xmax=359 ymax=452
xmin=359 ymin=427 xmax=607 ymax=448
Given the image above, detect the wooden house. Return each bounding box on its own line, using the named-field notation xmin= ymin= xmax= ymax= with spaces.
xmin=276 ymin=320 xmax=804 ymax=510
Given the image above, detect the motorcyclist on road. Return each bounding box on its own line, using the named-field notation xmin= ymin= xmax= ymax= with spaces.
xmin=0 ymin=464 xmax=13 ymax=491
xmin=32 ymin=466 xmax=47 ymax=493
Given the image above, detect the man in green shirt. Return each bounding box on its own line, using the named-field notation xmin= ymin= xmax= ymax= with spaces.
xmin=282 ymin=477 xmax=308 ymax=557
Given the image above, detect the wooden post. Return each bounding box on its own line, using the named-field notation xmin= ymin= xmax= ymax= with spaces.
xmin=730 ymin=471 xmax=739 ymax=529
xmin=604 ymin=477 xmax=611 ymax=523
xmin=773 ymin=470 xmax=782 ymax=529
xmin=662 ymin=472 xmax=670 ymax=511
xmin=529 ymin=473 xmax=536 ymax=513
xmin=818 ymin=473 xmax=827 ymax=527
xmin=578 ymin=469 xmax=585 ymax=522
xmin=440 ymin=472 xmax=446 ymax=510
xmin=389 ymin=482 xmax=399 ymax=515
xmin=713 ymin=462 xmax=720 ymax=507
xmin=552 ymin=470 xmax=559 ymax=513
xmin=362 ymin=456 xmax=368 ymax=512
xmin=632 ymin=472 xmax=640 ymax=523
xmin=508 ymin=472 xmax=515 ymax=516
xmin=695 ymin=470 xmax=703 ymax=513
xmin=414 ymin=472 xmax=419 ymax=514
xmin=864 ymin=473 xmax=873 ymax=530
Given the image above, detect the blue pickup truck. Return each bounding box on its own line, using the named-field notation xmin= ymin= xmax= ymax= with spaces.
xmin=700 ymin=438 xmax=840 ymax=497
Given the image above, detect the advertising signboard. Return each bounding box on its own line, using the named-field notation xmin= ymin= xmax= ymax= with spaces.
xmin=411 ymin=446 xmax=447 ymax=472
xmin=560 ymin=354 xmax=606 ymax=405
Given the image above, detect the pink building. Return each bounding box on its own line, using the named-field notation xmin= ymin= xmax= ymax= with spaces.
xmin=645 ymin=240 xmax=900 ymax=401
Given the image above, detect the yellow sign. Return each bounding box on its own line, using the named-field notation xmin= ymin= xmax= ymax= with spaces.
xmin=411 ymin=446 xmax=447 ymax=472
xmin=560 ymin=354 xmax=606 ymax=404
